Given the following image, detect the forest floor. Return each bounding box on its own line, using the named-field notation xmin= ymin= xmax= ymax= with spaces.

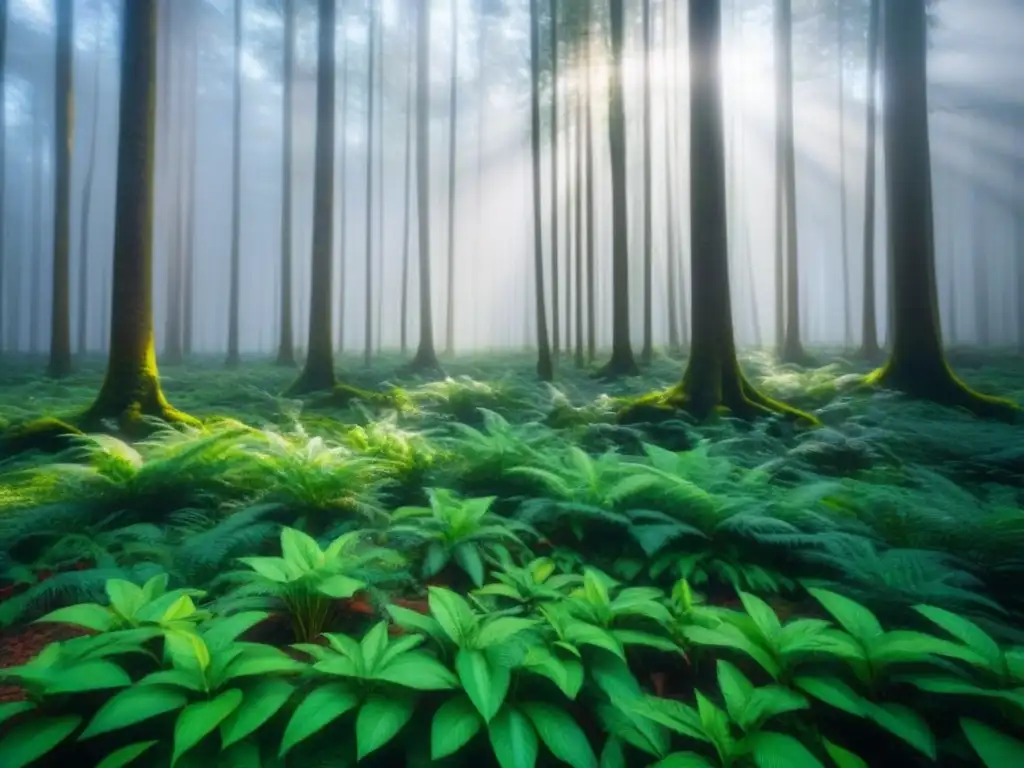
xmin=0 ymin=348 xmax=1022 ymax=766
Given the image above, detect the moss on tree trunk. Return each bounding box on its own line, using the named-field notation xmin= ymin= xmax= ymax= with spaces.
xmin=865 ymin=0 xmax=1018 ymax=422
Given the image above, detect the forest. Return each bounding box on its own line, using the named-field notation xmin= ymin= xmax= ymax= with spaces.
xmin=0 ymin=0 xmax=1022 ymax=765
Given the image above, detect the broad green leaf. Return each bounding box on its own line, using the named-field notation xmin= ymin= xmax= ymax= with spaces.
xmin=138 ymin=669 xmax=204 ymax=692
xmin=356 ymin=694 xmax=416 ymax=759
xmin=913 ymin=606 xmax=1001 ymax=670
xmin=867 ymin=702 xmax=935 ymax=760
xmin=683 ymin=625 xmax=781 ymax=680
xmin=44 ymin=660 xmax=132 ymax=694
xmin=171 ymin=688 xmax=243 ymax=766
xmin=373 ymin=651 xmax=459 ymax=690
xmin=873 ymin=630 xmax=986 ymax=667
xmin=220 ymin=679 xmax=294 ymax=748
xmin=280 ymin=527 xmax=324 ymax=572
xmin=476 ymin=617 xmax=537 ymax=649
xmin=716 ymin=660 xmax=753 ymax=725
xmin=428 ymin=587 xmax=477 ymax=645
xmin=961 ymin=718 xmax=1024 ymax=768
xmin=141 ymin=573 xmax=170 ymax=602
xmin=160 ymin=595 xmax=198 ymax=623
xmin=201 ymin=611 xmax=268 ymax=650
xmin=565 ymin=622 xmax=625 ymax=660
xmin=237 ymin=556 xmax=291 ymax=583
xmin=738 ymin=592 xmax=782 ymax=640
xmin=739 ymin=686 xmax=809 ymax=732
xmin=596 ymin=701 xmax=671 ymax=758
xmin=822 ymin=738 xmax=869 ymax=768
xmin=386 ymin=604 xmax=443 ymax=638
xmin=489 ymin=706 xmax=539 ymax=768
xmin=221 ymin=651 xmax=307 ymax=682
xmin=81 ymin=686 xmax=189 ymax=739
xmin=695 ymin=692 xmax=732 ymax=752
xmin=590 ymin=652 xmax=644 ymax=702
xmin=457 ymin=648 xmax=510 ymax=723
xmin=748 ymin=731 xmax=824 ymax=768
xmin=531 ymin=558 xmax=556 ymax=583
xmin=599 ymin=736 xmax=627 ymax=768
xmin=523 ymin=647 xmax=584 ymax=699
xmin=35 ymin=603 xmax=114 ymax=632
xmin=454 ymin=543 xmax=486 ymax=588
xmin=582 ymin=569 xmax=610 ymax=607
xmin=95 ymin=741 xmax=160 ymax=768
xmin=474 ymin=583 xmax=523 ymax=600
xmin=0 ymin=702 xmax=35 ymax=728
xmin=793 ymin=676 xmax=867 ymax=717
xmin=611 ymin=629 xmax=680 ymax=653
xmin=360 ymin=622 xmax=391 ymax=672
xmin=165 ymin=630 xmax=211 ymax=673
xmin=432 ymin=695 xmax=483 ymax=760
xmin=0 ymin=715 xmax=81 ymax=768
xmin=377 ymin=633 xmax=426 ymax=668
xmin=651 ymin=754 xmax=716 ymax=768
xmin=521 ymin=701 xmax=598 ymax=768
xmin=807 ymin=589 xmax=882 ymax=642
xmin=316 ymin=574 xmax=365 ymax=599
xmin=106 ymin=579 xmax=145 ymax=621
xmin=279 ymin=682 xmax=359 ymax=756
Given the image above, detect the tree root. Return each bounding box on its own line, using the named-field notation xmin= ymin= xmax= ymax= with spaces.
xmin=864 ymin=363 xmax=1020 ymax=422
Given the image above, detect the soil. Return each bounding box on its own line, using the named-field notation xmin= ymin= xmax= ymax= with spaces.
xmin=0 ymin=623 xmax=93 ymax=702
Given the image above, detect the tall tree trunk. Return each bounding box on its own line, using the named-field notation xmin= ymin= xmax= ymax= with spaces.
xmin=77 ymin=7 xmax=103 ymax=355
xmin=363 ymin=0 xmax=376 ymax=366
xmin=663 ymin=0 xmax=680 ymax=354
xmin=598 ymin=0 xmax=639 ymax=377
xmin=836 ymin=0 xmax=852 ymax=347
xmin=226 ymin=0 xmax=243 ymax=367
xmin=475 ymin=2 xmax=488 ymax=352
xmin=288 ymin=0 xmax=337 ymax=394
xmin=375 ymin=13 xmax=384 ymax=355
xmin=163 ymin=0 xmax=185 ymax=365
xmin=408 ymin=0 xmax=440 ymax=372
xmin=31 ymin=93 xmax=43 ymax=355
xmin=400 ymin=13 xmax=414 ymax=357
xmin=865 ymin=0 xmax=1016 ymax=419
xmin=0 ymin=0 xmax=6 ymax=355
xmin=549 ymin=0 xmax=560 ymax=359
xmin=859 ymin=0 xmax=881 ymax=358
xmin=584 ymin=1 xmax=596 ymax=363
xmin=776 ymin=0 xmax=806 ymax=363
xmin=182 ymin=0 xmax=198 ymax=358
xmin=529 ymin=0 xmax=553 ymax=381
xmin=628 ymin=0 xmax=809 ymax=424
xmin=574 ymin=74 xmax=585 ymax=369
xmin=444 ymin=0 xmax=458 ymax=355
xmin=276 ymin=0 xmax=296 ymax=366
xmin=48 ymin=0 xmax=73 ymax=377
xmin=84 ymin=0 xmax=195 ymax=431
xmin=640 ymin=0 xmax=653 ymax=363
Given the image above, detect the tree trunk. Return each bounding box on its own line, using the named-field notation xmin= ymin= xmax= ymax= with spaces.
xmin=31 ymin=93 xmax=43 ymax=355
xmin=444 ymin=0 xmax=458 ymax=355
xmin=77 ymin=7 xmax=103 ymax=355
xmin=163 ymin=0 xmax=185 ymax=365
xmin=629 ymin=0 xmax=810 ymax=425
xmin=0 ymin=0 xmax=6 ymax=354
xmin=859 ymin=0 xmax=881 ymax=359
xmin=363 ymin=0 xmax=376 ymax=366
xmin=408 ymin=0 xmax=441 ymax=372
xmin=549 ymin=0 xmax=560 ymax=360
xmin=640 ymin=0 xmax=653 ymax=364
xmin=836 ymin=0 xmax=852 ymax=348
xmin=48 ymin=0 xmax=73 ymax=377
xmin=375 ymin=13 xmax=385 ymax=355
xmin=288 ymin=0 xmax=337 ymax=394
xmin=182 ymin=0 xmax=198 ymax=358
xmin=663 ymin=0 xmax=680 ymax=354
xmin=574 ymin=73 xmax=585 ymax=369
xmin=276 ymin=0 xmax=296 ymax=366
xmin=226 ymin=0 xmax=243 ymax=367
xmin=584 ymin=1 xmax=596 ymax=363
xmin=865 ymin=0 xmax=1017 ymax=420
xmin=335 ymin=0 xmax=350 ymax=355
xmin=598 ymin=0 xmax=639 ymax=378
xmin=400 ymin=12 xmax=414 ymax=357
xmin=529 ymin=0 xmax=554 ymax=381
xmin=84 ymin=0 xmax=195 ymax=432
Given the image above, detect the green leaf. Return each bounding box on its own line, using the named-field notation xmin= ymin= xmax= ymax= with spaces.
xmin=220 ymin=679 xmax=294 ymax=748
xmin=590 ymin=652 xmax=644 ymax=702
xmin=279 ymin=682 xmax=359 ymax=757
xmin=35 ymin=603 xmax=114 ymax=632
xmin=913 ymin=606 xmax=1001 ymax=669
xmin=374 ymin=650 xmax=459 ymax=690
xmin=961 ymin=718 xmax=1024 ymax=768
xmin=457 ymin=648 xmax=510 ymax=723
xmin=822 ymin=739 xmax=869 ymax=768
xmin=651 ymin=754 xmax=716 ymax=768
xmin=807 ymin=589 xmax=882 ymax=643
xmin=454 ymin=543 xmax=486 ymax=587
xmin=386 ymin=604 xmax=443 ymax=638
xmin=95 ymin=741 xmax=160 ymax=768
xmin=738 ymin=591 xmax=783 ymax=640
xmin=221 ymin=651 xmax=307 ymax=682
xmin=201 ymin=611 xmax=268 ymax=650
xmin=81 ymin=686 xmax=189 ymax=740
xmin=523 ymin=647 xmax=584 ymax=699
xmin=172 ymin=688 xmax=243 ymax=766
xmin=45 ymin=660 xmax=132 ymax=694
xmin=280 ymin=527 xmax=324 ymax=572
xmin=611 ymin=629 xmax=680 ymax=653
xmin=238 ymin=556 xmax=292 ymax=583
xmin=739 ymin=686 xmax=809 ymax=732
xmin=0 ymin=715 xmax=82 ymax=768
xmin=521 ymin=701 xmax=598 ymax=768
xmin=356 ymin=694 xmax=416 ymax=759
xmin=683 ymin=625 xmax=781 ymax=680
xmin=138 ymin=669 xmax=205 ymax=692
xmin=476 ymin=617 xmax=537 ymax=649
xmin=0 ymin=702 xmax=35 ymax=728
xmin=428 ymin=587 xmax=477 ymax=645
xmin=316 ymin=574 xmax=365 ymax=599
xmin=748 ymin=731 xmax=824 ymax=768
xmin=423 ymin=542 xmax=451 ymax=579
xmin=716 ymin=660 xmax=753 ymax=725
xmin=599 ymin=736 xmax=627 ymax=768
xmin=489 ymin=706 xmax=539 ymax=768
xmin=432 ymin=695 xmax=483 ymax=760
xmin=793 ymin=676 xmax=867 ymax=718
xmin=106 ymin=579 xmax=145 ymax=621
xmin=564 ymin=622 xmax=625 ymax=661
xmin=360 ymin=622 xmax=391 ymax=672
xmin=867 ymin=702 xmax=935 ymax=760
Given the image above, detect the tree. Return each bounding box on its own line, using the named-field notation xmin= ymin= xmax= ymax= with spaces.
xmin=226 ymin=0 xmax=243 ymax=368
xmin=858 ymin=0 xmax=881 ymax=359
xmin=0 ymin=0 xmax=7 ymax=355
xmin=529 ymin=0 xmax=554 ymax=381
xmin=597 ymin=0 xmax=639 ymax=378
xmin=863 ymin=0 xmax=1017 ymax=420
xmin=639 ymin=0 xmax=653 ymax=364
xmin=444 ymin=0 xmax=459 ymax=355
xmin=363 ymin=0 xmax=377 ymax=366
xmin=82 ymin=0 xmax=196 ymax=431
xmin=584 ymin=1 xmax=596 ymax=363
xmin=407 ymin=0 xmax=441 ymax=373
xmin=400 ymin=8 xmax=414 ymax=357
xmin=77 ymin=1 xmax=103 ymax=355
xmin=288 ymin=0 xmax=337 ymax=394
xmin=276 ymin=0 xmax=296 ymax=366
xmin=663 ymin=0 xmax=680 ymax=353
xmin=549 ymin=0 xmax=560 ymax=360
xmin=627 ymin=0 xmax=812 ymax=424
xmin=836 ymin=0 xmax=852 ymax=348
xmin=336 ymin=0 xmax=350 ymax=354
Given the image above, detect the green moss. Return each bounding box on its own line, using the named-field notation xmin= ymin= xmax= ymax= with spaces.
xmin=864 ymin=363 xmax=1020 ymax=423
xmin=0 ymin=417 xmax=84 ymax=458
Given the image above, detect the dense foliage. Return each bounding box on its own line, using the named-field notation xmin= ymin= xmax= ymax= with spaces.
xmin=0 ymin=351 xmax=1022 ymax=766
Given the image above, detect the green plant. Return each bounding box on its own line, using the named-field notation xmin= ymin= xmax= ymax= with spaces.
xmin=389 ymin=489 xmax=535 ymax=587
xmin=472 ymin=552 xmax=581 ymax=607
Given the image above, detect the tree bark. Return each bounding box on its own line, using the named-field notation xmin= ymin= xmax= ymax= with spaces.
xmin=663 ymin=0 xmax=680 ymax=354
xmin=226 ymin=0 xmax=243 ymax=367
xmin=182 ymin=0 xmax=198 ymax=358
xmin=400 ymin=11 xmax=414 ymax=357
xmin=836 ymin=0 xmax=852 ymax=348
xmin=550 ymin=0 xmax=560 ymax=360
xmin=287 ymin=0 xmax=337 ymax=394
xmin=864 ymin=0 xmax=1017 ymax=420
xmin=276 ymin=0 xmax=296 ymax=366
xmin=84 ymin=0 xmax=195 ymax=432
xmin=640 ymin=0 xmax=653 ymax=364
xmin=574 ymin=72 xmax=585 ymax=369
xmin=529 ymin=0 xmax=554 ymax=381
xmin=336 ymin=0 xmax=350 ymax=355
xmin=598 ymin=0 xmax=639 ymax=377
xmin=48 ymin=0 xmax=73 ymax=377
xmin=444 ymin=0 xmax=459 ymax=355
xmin=0 ymin=0 xmax=6 ymax=354
xmin=584 ymin=1 xmax=596 ymax=363
xmin=31 ymin=93 xmax=43 ymax=355
xmin=859 ymin=0 xmax=881 ymax=359
xmin=363 ymin=0 xmax=376 ymax=366
xmin=77 ymin=5 xmax=103 ymax=355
